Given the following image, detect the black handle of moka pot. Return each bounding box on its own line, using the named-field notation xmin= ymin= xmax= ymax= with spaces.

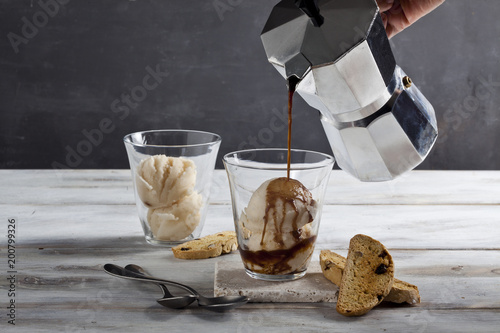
xmin=294 ymin=0 xmax=324 ymax=27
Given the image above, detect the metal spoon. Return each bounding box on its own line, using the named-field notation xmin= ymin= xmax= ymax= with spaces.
xmin=123 ymin=264 xmax=197 ymax=309
xmin=104 ymin=263 xmax=249 ymax=310
xmin=104 ymin=264 xmax=197 ymax=309
xmin=129 ymin=263 xmax=249 ymax=311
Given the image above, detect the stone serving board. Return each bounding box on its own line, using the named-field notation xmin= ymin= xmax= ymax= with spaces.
xmin=214 ymin=261 xmax=338 ymax=303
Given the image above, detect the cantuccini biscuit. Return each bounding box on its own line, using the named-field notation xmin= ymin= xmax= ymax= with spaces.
xmin=172 ymin=231 xmax=237 ymax=260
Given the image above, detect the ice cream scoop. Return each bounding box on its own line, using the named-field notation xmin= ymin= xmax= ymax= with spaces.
xmin=136 ymin=155 xmax=196 ymax=209
xmin=240 ymin=177 xmax=316 ymax=251
xmin=135 ymin=155 xmax=202 ymax=241
xmin=147 ymin=192 xmax=202 ymax=241
xmin=238 ymin=177 xmax=318 ymax=275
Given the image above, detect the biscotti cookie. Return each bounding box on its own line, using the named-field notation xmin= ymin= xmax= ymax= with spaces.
xmin=172 ymin=231 xmax=237 ymax=259
xmin=320 ymin=250 xmax=420 ymax=305
xmin=319 ymin=250 xmax=345 ymax=286
xmin=385 ymin=279 xmax=420 ymax=304
xmin=336 ymin=234 xmax=395 ymax=316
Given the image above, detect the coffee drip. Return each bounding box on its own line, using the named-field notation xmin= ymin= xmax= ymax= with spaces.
xmin=286 ymin=76 xmax=300 ymax=180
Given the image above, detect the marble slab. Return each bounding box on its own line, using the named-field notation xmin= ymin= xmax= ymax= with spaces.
xmin=214 ymin=260 xmax=338 ymax=303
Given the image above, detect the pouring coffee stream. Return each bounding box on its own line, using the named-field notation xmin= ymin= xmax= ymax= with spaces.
xmin=286 ymin=75 xmax=300 ymax=180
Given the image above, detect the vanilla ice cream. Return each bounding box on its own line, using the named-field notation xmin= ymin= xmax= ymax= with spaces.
xmin=136 ymin=155 xmax=196 ymax=208
xmin=147 ymin=192 xmax=202 ymax=241
xmin=238 ymin=177 xmax=318 ymax=275
xmin=135 ymin=155 xmax=202 ymax=241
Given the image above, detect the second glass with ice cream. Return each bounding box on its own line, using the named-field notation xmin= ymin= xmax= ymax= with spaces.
xmin=124 ymin=130 xmax=221 ymax=246
xmin=224 ymin=148 xmax=334 ymax=281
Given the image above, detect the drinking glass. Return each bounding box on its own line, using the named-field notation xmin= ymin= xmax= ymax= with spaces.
xmin=124 ymin=130 xmax=221 ymax=246
xmin=223 ymin=148 xmax=334 ymax=281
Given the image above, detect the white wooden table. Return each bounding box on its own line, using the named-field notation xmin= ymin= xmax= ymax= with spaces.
xmin=1 ymin=169 xmax=499 ymax=332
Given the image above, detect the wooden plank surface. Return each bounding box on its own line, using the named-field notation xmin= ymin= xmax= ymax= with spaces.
xmin=1 ymin=169 xmax=499 ymax=332
xmin=8 ymin=246 xmax=500 ymax=307
xmin=2 ymin=203 xmax=499 ymax=249
xmin=4 ymin=248 xmax=500 ymax=332
xmin=2 ymin=170 xmax=500 ymax=205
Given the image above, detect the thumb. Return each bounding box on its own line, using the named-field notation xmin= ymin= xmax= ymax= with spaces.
xmin=377 ymin=0 xmax=395 ymax=12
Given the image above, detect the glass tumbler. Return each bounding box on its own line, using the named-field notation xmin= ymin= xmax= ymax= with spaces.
xmin=124 ymin=130 xmax=221 ymax=246
xmin=223 ymin=148 xmax=334 ymax=281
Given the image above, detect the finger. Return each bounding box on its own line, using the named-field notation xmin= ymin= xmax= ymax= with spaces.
xmin=389 ymin=1 xmax=403 ymax=15
xmin=402 ymin=0 xmax=445 ymax=24
xmin=380 ymin=12 xmax=388 ymax=29
xmin=384 ymin=9 xmax=411 ymax=39
xmin=385 ymin=23 xmax=396 ymax=39
xmin=376 ymin=0 xmax=395 ymax=12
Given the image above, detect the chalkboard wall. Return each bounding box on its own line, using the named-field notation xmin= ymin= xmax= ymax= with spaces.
xmin=1 ymin=0 xmax=499 ymax=171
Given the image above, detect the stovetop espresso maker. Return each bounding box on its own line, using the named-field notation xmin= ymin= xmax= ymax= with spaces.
xmin=261 ymin=0 xmax=438 ymax=181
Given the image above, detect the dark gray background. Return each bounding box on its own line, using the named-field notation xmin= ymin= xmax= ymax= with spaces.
xmin=1 ymin=0 xmax=499 ymax=170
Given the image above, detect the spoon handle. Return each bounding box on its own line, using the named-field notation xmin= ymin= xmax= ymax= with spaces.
xmin=124 ymin=264 xmax=175 ymax=297
xmin=104 ymin=264 xmax=198 ymax=296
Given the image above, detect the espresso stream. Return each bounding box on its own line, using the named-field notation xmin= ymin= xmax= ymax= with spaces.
xmin=239 ymin=77 xmax=316 ymax=275
xmin=286 ymin=76 xmax=300 ymax=180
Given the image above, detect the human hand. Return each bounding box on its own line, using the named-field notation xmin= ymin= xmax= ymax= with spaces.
xmin=376 ymin=0 xmax=445 ymax=38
